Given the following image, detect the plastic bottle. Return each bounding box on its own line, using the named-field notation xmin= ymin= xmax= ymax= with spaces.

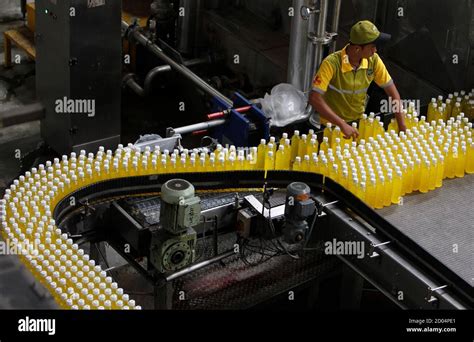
xmin=384 ymin=172 xmax=393 ymax=207
xmin=323 ymin=123 xmax=333 ymax=145
xmin=265 ymin=151 xmax=275 ymax=171
xmin=390 ymin=171 xmax=402 ymax=204
xmin=293 ymin=156 xmax=302 ymax=171
xmin=366 ymin=177 xmax=377 ymax=208
xmin=375 ymin=176 xmax=385 ymax=209
xmin=455 ymin=146 xmax=466 ymax=178
xmin=435 ymin=155 xmax=444 ymax=188
xmin=359 ymin=114 xmax=367 ymax=141
xmin=298 ymin=134 xmax=308 ymax=158
xmin=466 ymin=138 xmax=474 ymax=174
xmin=419 ymin=159 xmax=430 ymax=193
xmin=275 ymin=145 xmax=287 ymax=170
xmin=320 ymin=137 xmax=330 ymax=155
xmin=291 ymin=130 xmax=300 ymax=162
xmin=257 ymin=139 xmax=266 ymax=169
xmin=427 ymin=99 xmax=437 ymax=123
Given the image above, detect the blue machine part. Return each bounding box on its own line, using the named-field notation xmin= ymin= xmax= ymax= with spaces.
xmin=212 ymin=93 xmax=270 ymax=147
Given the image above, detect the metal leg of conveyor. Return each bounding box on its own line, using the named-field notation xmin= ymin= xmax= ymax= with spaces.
xmin=154 ymin=282 xmax=173 ymax=310
xmin=339 ymin=264 xmax=364 ymax=310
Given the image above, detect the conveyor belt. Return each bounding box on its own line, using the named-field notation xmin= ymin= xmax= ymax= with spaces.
xmin=379 ymin=175 xmax=474 ymax=287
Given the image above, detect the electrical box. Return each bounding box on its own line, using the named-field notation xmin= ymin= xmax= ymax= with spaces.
xmin=35 ymin=0 xmax=122 ymax=155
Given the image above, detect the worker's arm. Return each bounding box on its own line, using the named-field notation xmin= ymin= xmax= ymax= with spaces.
xmin=309 ymin=91 xmax=359 ymax=139
xmin=374 ymin=54 xmax=406 ymax=132
xmin=383 ymin=83 xmax=406 ymax=132
xmin=310 ymin=59 xmax=358 ymax=139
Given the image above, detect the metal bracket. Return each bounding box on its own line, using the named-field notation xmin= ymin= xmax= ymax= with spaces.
xmin=425 ymin=284 xmax=448 ymax=305
xmin=300 ymin=5 xmax=320 ymax=20
xmin=308 ymin=31 xmax=338 ymax=46
xmin=368 ymin=241 xmax=391 ymax=258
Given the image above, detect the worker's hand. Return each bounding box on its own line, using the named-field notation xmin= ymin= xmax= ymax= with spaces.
xmin=341 ymin=122 xmax=359 ymax=140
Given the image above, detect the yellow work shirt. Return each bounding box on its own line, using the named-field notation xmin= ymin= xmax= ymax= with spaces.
xmin=312 ymin=45 xmax=393 ymax=123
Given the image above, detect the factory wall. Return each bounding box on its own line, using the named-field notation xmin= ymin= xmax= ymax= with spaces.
xmin=0 ymin=0 xmax=21 ymax=18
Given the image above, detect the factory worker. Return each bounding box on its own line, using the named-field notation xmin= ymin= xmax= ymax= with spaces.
xmin=309 ymin=20 xmax=406 ymax=139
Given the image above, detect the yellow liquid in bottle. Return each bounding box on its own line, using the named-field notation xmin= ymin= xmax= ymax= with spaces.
xmin=419 ymin=161 xmax=430 ymax=193
xmin=428 ymin=159 xmax=437 ymax=190
xmin=435 ymin=155 xmax=444 ymax=187
xmin=307 ymin=138 xmax=319 ymax=157
xmin=257 ymin=139 xmax=266 ymax=169
xmin=320 ymin=137 xmax=330 ymax=155
xmin=391 ymin=172 xmax=402 ymax=204
xmin=323 ymin=123 xmax=333 ymax=146
xmin=375 ymin=177 xmax=385 ymax=209
xmin=359 ymin=114 xmax=367 ymax=142
xmin=466 ymin=141 xmax=474 ymax=174
xmin=275 ymin=146 xmax=287 ymax=170
xmin=291 ymin=131 xmax=300 ymax=163
xmin=298 ymin=135 xmax=308 ymax=158
xmin=384 ymin=174 xmax=393 ymax=207
xmin=293 ymin=157 xmax=302 ymax=171
xmin=366 ymin=178 xmax=376 ymax=208
xmin=446 ymin=148 xmax=457 ymax=178
xmin=455 ymin=148 xmax=466 ymax=177
xmin=264 ymin=151 xmax=274 ymax=171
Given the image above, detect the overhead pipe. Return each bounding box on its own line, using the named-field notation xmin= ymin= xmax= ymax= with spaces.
xmin=123 ymin=57 xmax=210 ymax=97
xmin=329 ymin=0 xmax=342 ymax=54
xmin=288 ymin=0 xmax=311 ymax=92
xmin=313 ymin=0 xmax=329 ymax=79
xmin=122 ymin=20 xmax=233 ymax=107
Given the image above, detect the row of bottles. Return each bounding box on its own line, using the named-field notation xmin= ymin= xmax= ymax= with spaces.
xmin=1 ymin=100 xmax=473 ymax=309
xmin=427 ymin=89 xmax=474 ymax=123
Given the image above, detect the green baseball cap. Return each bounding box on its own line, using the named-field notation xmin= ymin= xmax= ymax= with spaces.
xmin=350 ymin=20 xmax=391 ymax=45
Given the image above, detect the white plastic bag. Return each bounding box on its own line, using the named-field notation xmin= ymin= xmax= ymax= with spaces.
xmin=260 ymin=83 xmax=310 ymax=127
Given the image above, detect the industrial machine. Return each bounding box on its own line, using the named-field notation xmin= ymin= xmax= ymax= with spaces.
xmin=0 ymin=0 xmax=473 ymax=313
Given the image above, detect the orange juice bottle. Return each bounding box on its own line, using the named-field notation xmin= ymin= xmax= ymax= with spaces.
xmin=366 ymin=177 xmax=377 ymax=208
xmin=375 ymin=175 xmax=385 ymax=209
xmin=293 ymin=156 xmax=302 ymax=171
xmin=435 ymin=155 xmax=444 ymax=187
xmin=419 ymin=159 xmax=430 ymax=193
xmin=275 ymin=145 xmax=287 ymax=170
xmin=384 ymin=172 xmax=393 ymax=207
xmin=428 ymin=157 xmax=437 ymax=190
xmin=455 ymin=146 xmax=466 ymax=177
xmin=257 ymin=139 xmax=266 ymax=169
xmin=307 ymin=138 xmax=319 ymax=157
xmin=359 ymin=114 xmax=368 ymax=141
xmin=291 ymin=130 xmax=300 ymax=162
xmin=265 ymin=151 xmax=275 ymax=171
xmin=466 ymin=138 xmax=474 ymax=173
xmin=446 ymin=146 xmax=457 ymax=178
xmin=323 ymin=123 xmax=333 ymax=146
xmin=427 ymin=100 xmax=437 ymax=123
xmin=391 ymin=170 xmax=403 ymax=204
xmin=311 ymin=155 xmax=320 ymax=173
xmin=279 ymin=133 xmax=288 ymax=147
xmin=298 ymin=134 xmax=308 ymax=158
xmin=320 ymin=137 xmax=330 ymax=155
